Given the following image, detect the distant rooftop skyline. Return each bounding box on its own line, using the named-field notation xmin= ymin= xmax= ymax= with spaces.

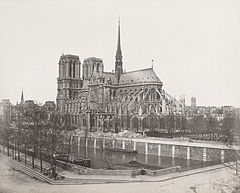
xmin=0 ymin=0 xmax=240 ymax=107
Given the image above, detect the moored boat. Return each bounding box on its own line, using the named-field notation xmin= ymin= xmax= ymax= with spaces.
xmin=106 ymin=148 xmax=137 ymax=154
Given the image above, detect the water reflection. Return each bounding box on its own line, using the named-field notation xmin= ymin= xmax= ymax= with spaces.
xmin=172 ymin=158 xmax=175 ymax=167
xmin=71 ymin=145 xmax=221 ymax=170
xmin=186 ymin=159 xmax=191 ymax=170
xmin=158 ymin=156 xmax=161 ymax=166
xmin=133 ymin=155 xmax=136 ymax=161
xmin=122 ymin=154 xmax=126 ymax=163
xmin=145 ymin=154 xmax=148 ymax=164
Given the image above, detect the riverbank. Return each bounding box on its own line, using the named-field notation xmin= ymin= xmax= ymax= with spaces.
xmin=0 ymin=156 xmax=237 ymax=193
xmin=0 ymin=149 xmax=236 ymax=182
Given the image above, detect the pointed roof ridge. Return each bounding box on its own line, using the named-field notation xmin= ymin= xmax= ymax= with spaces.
xmin=123 ymin=67 xmax=154 ymax=74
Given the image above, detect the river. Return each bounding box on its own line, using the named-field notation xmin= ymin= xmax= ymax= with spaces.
xmin=71 ymin=145 xmax=221 ymax=171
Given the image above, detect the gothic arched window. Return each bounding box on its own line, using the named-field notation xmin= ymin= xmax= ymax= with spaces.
xmin=82 ymin=114 xmax=87 ymax=126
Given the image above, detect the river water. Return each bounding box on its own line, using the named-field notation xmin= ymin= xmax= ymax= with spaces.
xmin=71 ymin=145 xmax=221 ymax=171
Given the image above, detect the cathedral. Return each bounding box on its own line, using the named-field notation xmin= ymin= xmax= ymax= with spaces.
xmin=56 ymin=21 xmax=185 ymax=133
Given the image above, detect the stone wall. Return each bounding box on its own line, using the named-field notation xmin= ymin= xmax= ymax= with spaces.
xmin=96 ymin=138 xmax=103 ymax=149
xmin=190 ymin=147 xmax=203 ymax=161
xmin=224 ymin=149 xmax=235 ymax=162
xmin=58 ymin=160 xmax=181 ymax=176
xmin=175 ymin=146 xmax=187 ymax=159
xmin=161 ymin=144 xmax=172 ymax=157
xmin=72 ymin=136 xmax=78 ymax=145
xmin=114 ymin=140 xmax=122 ymax=149
xmin=75 ymin=136 xmax=231 ymax=162
xmin=206 ymin=148 xmax=221 ymax=162
xmin=125 ymin=140 xmax=134 ymax=151
xmin=87 ymin=138 xmax=94 ymax=148
xmin=147 ymin=143 xmax=158 ymax=155
xmin=105 ymin=138 xmax=113 ymax=148
xmin=145 ymin=166 xmax=181 ymax=176
xmin=80 ymin=137 xmax=85 ymax=146
xmin=136 ymin=142 xmax=145 ymax=154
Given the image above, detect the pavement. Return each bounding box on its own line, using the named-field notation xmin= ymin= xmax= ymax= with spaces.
xmin=0 ymin=159 xmax=238 ymax=193
xmin=0 ymin=147 xmax=233 ymax=183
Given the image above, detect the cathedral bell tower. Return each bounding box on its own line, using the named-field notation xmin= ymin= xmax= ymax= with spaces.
xmin=115 ymin=18 xmax=123 ymax=83
xmin=56 ymin=54 xmax=82 ymax=112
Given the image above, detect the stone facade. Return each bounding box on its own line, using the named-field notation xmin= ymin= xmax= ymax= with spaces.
xmin=56 ymin=21 xmax=185 ymax=133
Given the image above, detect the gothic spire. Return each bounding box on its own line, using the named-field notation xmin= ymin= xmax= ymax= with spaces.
xmin=116 ymin=17 xmax=122 ymax=58
xmin=115 ymin=17 xmax=123 ymax=83
xmin=20 ymin=90 xmax=24 ymax=105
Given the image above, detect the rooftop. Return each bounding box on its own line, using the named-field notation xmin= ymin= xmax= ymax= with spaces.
xmin=84 ymin=57 xmax=103 ymax=62
xmin=60 ymin=54 xmax=79 ymax=59
xmin=119 ymin=68 xmax=162 ymax=85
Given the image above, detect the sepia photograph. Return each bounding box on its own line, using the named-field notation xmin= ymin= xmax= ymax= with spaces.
xmin=0 ymin=0 xmax=240 ymax=192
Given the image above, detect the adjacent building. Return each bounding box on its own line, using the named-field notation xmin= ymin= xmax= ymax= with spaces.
xmin=0 ymin=99 xmax=13 ymax=123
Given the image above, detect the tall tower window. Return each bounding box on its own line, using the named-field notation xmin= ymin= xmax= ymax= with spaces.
xmin=97 ymin=63 xmax=100 ymax=72
xmin=69 ymin=63 xmax=72 ymax=77
xmin=73 ymin=63 xmax=75 ymax=78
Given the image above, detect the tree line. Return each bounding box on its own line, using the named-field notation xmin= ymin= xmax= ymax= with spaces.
xmin=139 ymin=113 xmax=240 ymax=143
xmin=0 ymin=104 xmax=73 ymax=172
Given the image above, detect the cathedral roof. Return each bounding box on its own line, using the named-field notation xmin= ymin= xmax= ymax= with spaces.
xmin=103 ymin=72 xmax=117 ymax=84
xmin=84 ymin=57 xmax=103 ymax=62
xmin=60 ymin=54 xmax=79 ymax=59
xmin=119 ymin=68 xmax=162 ymax=85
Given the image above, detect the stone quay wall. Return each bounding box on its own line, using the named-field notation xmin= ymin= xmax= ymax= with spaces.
xmin=145 ymin=166 xmax=181 ymax=176
xmin=72 ymin=136 xmax=232 ymax=162
xmin=57 ymin=159 xmax=181 ymax=176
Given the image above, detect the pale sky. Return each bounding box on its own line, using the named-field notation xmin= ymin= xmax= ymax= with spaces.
xmin=0 ymin=0 xmax=240 ymax=107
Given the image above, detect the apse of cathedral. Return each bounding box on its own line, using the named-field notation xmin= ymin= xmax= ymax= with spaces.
xmin=56 ymin=20 xmax=185 ymax=133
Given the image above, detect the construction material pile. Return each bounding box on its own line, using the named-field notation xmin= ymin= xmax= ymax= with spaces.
xmin=73 ymin=129 xmax=85 ymax=136
xmin=116 ymin=130 xmax=146 ymax=139
xmin=172 ymin=137 xmax=190 ymax=142
xmin=73 ymin=129 xmax=146 ymax=139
